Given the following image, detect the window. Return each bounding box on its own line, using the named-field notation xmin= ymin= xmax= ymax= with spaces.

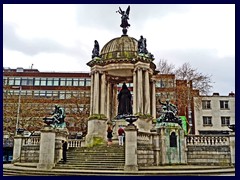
xmin=66 ymin=78 xmax=73 ymax=86
xmin=21 ymin=78 xmax=27 ymax=86
xmin=41 ymin=78 xmax=47 ymax=86
xmin=203 ymin=116 xmax=212 ymax=126
xmin=202 ymin=100 xmax=211 ymax=109
xmin=85 ymin=79 xmax=91 ymax=86
xmin=8 ymin=78 xmax=14 ymax=85
xmin=15 ymin=77 xmax=21 ymax=86
xmin=220 ymin=101 xmax=229 ymax=109
xmin=79 ymin=79 xmax=85 ymax=86
xmin=34 ymin=78 xmax=40 ymax=86
xmin=27 ymin=78 xmax=34 ymax=86
xmin=73 ymin=79 xmax=79 ymax=86
xmin=53 ymin=78 xmax=59 ymax=86
xmin=47 ymin=78 xmax=53 ymax=86
xmin=170 ymin=132 xmax=177 ymax=147
xmin=60 ymin=78 xmax=66 ymax=86
xmin=221 ymin=117 xmax=230 ymax=126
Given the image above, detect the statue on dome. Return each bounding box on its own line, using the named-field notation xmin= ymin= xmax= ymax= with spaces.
xmin=116 ymin=6 xmax=131 ymax=29
xmin=138 ymin=35 xmax=148 ymax=54
xmin=92 ymin=40 xmax=100 ymax=59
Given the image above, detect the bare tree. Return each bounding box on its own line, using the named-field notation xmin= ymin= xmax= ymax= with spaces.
xmin=156 ymin=60 xmax=213 ymax=95
xmin=174 ymin=62 xmax=213 ymax=95
xmin=156 ymin=59 xmax=175 ymax=74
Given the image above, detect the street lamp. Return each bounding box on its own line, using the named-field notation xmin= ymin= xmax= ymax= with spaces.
xmin=12 ymin=86 xmax=22 ymax=135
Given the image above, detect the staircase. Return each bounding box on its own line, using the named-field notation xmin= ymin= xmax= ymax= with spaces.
xmin=54 ymin=144 xmax=125 ymax=171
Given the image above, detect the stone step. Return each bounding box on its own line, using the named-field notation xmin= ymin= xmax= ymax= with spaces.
xmin=3 ymin=166 xmax=235 ymax=176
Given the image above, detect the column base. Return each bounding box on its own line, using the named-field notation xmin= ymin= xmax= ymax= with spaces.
xmin=37 ymin=163 xmax=55 ymax=170
xmin=124 ymin=165 xmax=138 ymax=171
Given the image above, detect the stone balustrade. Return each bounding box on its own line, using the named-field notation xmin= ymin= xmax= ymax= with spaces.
xmin=68 ymin=139 xmax=82 ymax=148
xmin=22 ymin=136 xmax=40 ymax=145
xmin=186 ymin=135 xmax=229 ymax=146
xmin=137 ymin=131 xmax=154 ymax=145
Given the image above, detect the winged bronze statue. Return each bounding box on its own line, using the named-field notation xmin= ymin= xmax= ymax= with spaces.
xmin=117 ymin=5 xmax=131 ymax=29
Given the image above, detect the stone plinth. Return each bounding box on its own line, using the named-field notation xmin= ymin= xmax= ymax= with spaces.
xmin=13 ymin=134 xmax=23 ymax=162
xmin=85 ymin=119 xmax=108 ymax=147
xmin=124 ymin=124 xmax=138 ymax=171
xmin=158 ymin=122 xmax=187 ymax=165
xmin=37 ymin=126 xmax=56 ymax=170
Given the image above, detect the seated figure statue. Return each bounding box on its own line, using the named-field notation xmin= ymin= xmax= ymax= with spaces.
xmin=43 ymin=104 xmax=66 ymax=128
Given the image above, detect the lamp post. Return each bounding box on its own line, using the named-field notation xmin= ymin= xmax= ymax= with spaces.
xmin=12 ymin=86 xmax=22 ymax=135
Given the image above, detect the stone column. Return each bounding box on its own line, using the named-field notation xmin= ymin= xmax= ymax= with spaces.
xmin=12 ymin=135 xmax=23 ymax=162
xmin=106 ymin=82 xmax=111 ymax=119
xmin=124 ymin=124 xmax=138 ymax=171
xmin=100 ymin=73 xmax=106 ymax=115
xmin=144 ymin=69 xmax=150 ymax=114
xmin=133 ymin=70 xmax=137 ymax=114
xmin=93 ymin=71 xmax=100 ymax=114
xmin=137 ymin=68 xmax=143 ymax=114
xmin=37 ymin=126 xmax=56 ymax=170
xmin=90 ymin=73 xmax=94 ymax=115
xmin=152 ymin=81 xmax=156 ymax=119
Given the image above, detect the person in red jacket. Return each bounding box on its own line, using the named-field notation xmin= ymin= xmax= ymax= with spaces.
xmin=118 ymin=126 xmax=125 ymax=146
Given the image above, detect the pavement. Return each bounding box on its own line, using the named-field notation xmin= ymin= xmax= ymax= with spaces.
xmin=3 ymin=163 xmax=235 ymax=176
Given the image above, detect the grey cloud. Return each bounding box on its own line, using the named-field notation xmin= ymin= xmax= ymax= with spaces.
xmin=3 ymin=22 xmax=85 ymax=57
xmin=75 ymin=4 xmax=191 ymax=32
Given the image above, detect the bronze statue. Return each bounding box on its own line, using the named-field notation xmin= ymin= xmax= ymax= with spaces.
xmin=138 ymin=35 xmax=148 ymax=54
xmin=116 ymin=6 xmax=131 ymax=29
xmin=92 ymin=40 xmax=100 ymax=59
xmin=117 ymin=83 xmax=133 ymax=116
xmin=43 ymin=104 xmax=66 ymax=127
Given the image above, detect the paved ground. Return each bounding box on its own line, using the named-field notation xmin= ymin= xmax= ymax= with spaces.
xmin=3 ymin=163 xmax=235 ymax=176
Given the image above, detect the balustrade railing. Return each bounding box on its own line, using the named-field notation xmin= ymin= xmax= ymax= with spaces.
xmin=68 ymin=139 xmax=82 ymax=147
xmin=137 ymin=131 xmax=154 ymax=145
xmin=22 ymin=136 xmax=40 ymax=145
xmin=186 ymin=135 xmax=229 ymax=146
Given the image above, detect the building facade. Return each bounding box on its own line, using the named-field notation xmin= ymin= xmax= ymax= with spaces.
xmin=3 ymin=67 xmax=196 ymax=137
xmin=193 ymin=92 xmax=235 ymax=135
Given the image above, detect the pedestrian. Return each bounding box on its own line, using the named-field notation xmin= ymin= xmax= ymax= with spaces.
xmin=107 ymin=125 xmax=113 ymax=147
xmin=62 ymin=140 xmax=68 ymax=163
xmin=118 ymin=126 xmax=125 ymax=146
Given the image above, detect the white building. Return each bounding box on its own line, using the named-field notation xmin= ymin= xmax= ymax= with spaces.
xmin=193 ymin=92 xmax=235 ymax=135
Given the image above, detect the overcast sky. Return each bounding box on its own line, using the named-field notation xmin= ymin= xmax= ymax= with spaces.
xmin=3 ymin=4 xmax=235 ymax=95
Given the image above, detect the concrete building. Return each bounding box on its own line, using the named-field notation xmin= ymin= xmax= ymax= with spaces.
xmin=193 ymin=92 xmax=235 ymax=135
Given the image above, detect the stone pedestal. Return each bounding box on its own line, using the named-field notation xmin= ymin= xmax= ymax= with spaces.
xmin=37 ymin=126 xmax=56 ymax=170
xmin=85 ymin=119 xmax=108 ymax=147
xmin=159 ymin=122 xmax=187 ymax=165
xmin=229 ymin=131 xmax=235 ymax=166
xmin=12 ymin=135 xmax=23 ymax=162
xmin=124 ymin=124 xmax=138 ymax=171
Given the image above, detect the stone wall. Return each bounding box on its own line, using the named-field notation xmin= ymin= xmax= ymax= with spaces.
xmin=21 ymin=145 xmax=39 ymax=163
xmin=186 ymin=135 xmax=231 ymax=166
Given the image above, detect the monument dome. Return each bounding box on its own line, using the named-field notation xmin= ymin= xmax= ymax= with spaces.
xmin=100 ymin=35 xmax=138 ymax=61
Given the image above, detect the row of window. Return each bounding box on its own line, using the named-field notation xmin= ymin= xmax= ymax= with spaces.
xmin=4 ymin=90 xmax=91 ymax=99
xmin=4 ymin=77 xmax=174 ymax=88
xmin=3 ymin=77 xmax=91 ymax=87
xmin=202 ymin=100 xmax=230 ymax=109
xmin=203 ymin=116 xmax=230 ymax=126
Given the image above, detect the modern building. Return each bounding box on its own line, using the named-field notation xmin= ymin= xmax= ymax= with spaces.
xmin=193 ymin=92 xmax=235 ymax=135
